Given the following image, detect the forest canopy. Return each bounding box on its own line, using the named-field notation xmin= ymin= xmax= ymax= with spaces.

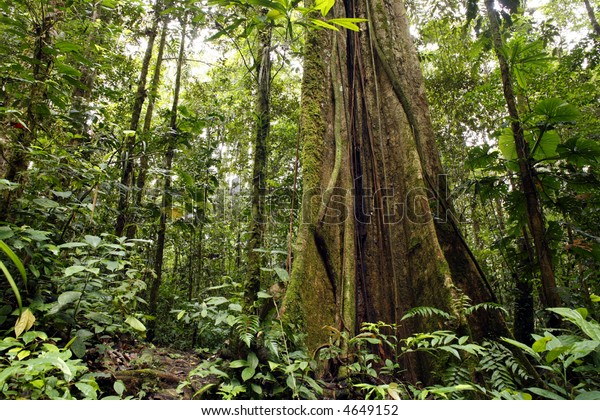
xmin=0 ymin=0 xmax=599 ymax=400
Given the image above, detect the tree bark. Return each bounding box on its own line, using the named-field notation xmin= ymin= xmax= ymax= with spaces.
xmin=70 ymin=3 xmax=103 ymax=139
xmin=1 ymin=3 xmax=60 ymax=220
xmin=129 ymin=20 xmax=169 ymax=239
xmin=282 ymin=0 xmax=510 ymax=384
xmin=244 ymin=24 xmax=272 ymax=313
xmin=148 ymin=16 xmax=187 ymax=341
xmin=115 ymin=0 xmax=163 ymax=237
xmin=484 ymin=0 xmax=562 ymax=313
xmin=583 ymin=0 xmax=600 ymax=37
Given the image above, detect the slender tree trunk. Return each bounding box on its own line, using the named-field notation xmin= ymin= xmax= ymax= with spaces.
xmin=244 ymin=25 xmax=272 ymax=313
xmin=282 ymin=0 xmax=512 ymax=384
xmin=129 ymin=20 xmax=169 ymax=239
xmin=70 ymin=3 xmax=103 ymax=139
xmin=115 ymin=0 xmax=163 ymax=237
xmin=1 ymin=4 xmax=59 ymax=220
xmin=148 ymin=17 xmax=187 ymax=341
xmin=513 ymin=227 xmax=535 ymax=344
xmin=583 ymin=0 xmax=600 ymax=37
xmin=484 ymin=0 xmax=562 ymax=313
xmin=471 ymin=197 xmax=482 ymax=248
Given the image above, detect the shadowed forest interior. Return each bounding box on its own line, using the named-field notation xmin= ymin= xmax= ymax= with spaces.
xmin=1 ymin=0 xmax=600 ymax=400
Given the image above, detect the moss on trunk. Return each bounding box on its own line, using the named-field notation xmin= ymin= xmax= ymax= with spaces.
xmin=284 ymin=0 xmax=514 ymax=384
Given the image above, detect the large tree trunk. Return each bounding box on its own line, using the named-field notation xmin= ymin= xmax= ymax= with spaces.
xmin=282 ymin=0 xmax=510 ymax=384
xmin=244 ymin=25 xmax=272 ymax=313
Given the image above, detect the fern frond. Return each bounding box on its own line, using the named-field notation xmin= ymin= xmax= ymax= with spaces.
xmin=401 ymin=306 xmax=455 ymax=321
xmin=234 ymin=314 xmax=260 ymax=347
xmin=464 ymin=302 xmax=509 ymax=316
xmin=479 ymin=341 xmax=531 ymax=392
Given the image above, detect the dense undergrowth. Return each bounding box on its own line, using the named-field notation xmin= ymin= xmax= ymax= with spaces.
xmin=2 ymin=246 xmax=599 ymax=400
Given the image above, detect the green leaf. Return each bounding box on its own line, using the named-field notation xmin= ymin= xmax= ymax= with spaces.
xmin=498 ymin=128 xmax=518 ymax=161
xmin=328 ymin=18 xmax=367 ymax=32
xmin=125 ymin=316 xmax=146 ymax=332
xmin=58 ymin=291 xmax=82 ymax=307
xmin=440 ymin=345 xmax=461 ymax=359
xmin=534 ymin=98 xmax=580 ymax=124
xmin=56 ymin=63 xmax=81 ymax=78
xmin=286 ymin=374 xmax=297 ymax=391
xmin=22 ymin=330 xmax=47 ymax=344
xmin=250 ymin=383 xmax=262 ymax=394
xmin=84 ymin=235 xmax=101 ymax=248
xmin=241 ymin=366 xmax=255 ymax=382
xmin=70 ymin=336 xmax=86 ymax=359
xmin=564 ymin=340 xmax=600 ymax=367
xmin=532 ymin=336 xmax=551 ymax=353
xmin=0 ymin=239 xmax=27 ymax=286
xmin=545 ymin=346 xmax=569 ymax=363
xmin=114 ymin=380 xmax=126 ymax=396
xmin=247 ymin=352 xmax=259 ymax=371
xmin=228 ymin=303 xmax=242 ymax=312
xmin=24 ymin=229 xmax=49 ymax=241
xmin=75 ymin=382 xmax=97 ymax=399
xmin=229 ymin=360 xmax=249 ymax=369
xmin=575 ymin=391 xmax=600 ymax=400
xmin=54 ymin=41 xmax=81 ymax=53
xmin=205 ymin=296 xmax=229 ymax=306
xmin=65 ymin=265 xmax=86 ymax=277
xmin=429 ymin=384 xmax=475 ymax=395
xmin=309 ymin=18 xmax=339 ymax=31
xmin=527 ymin=387 xmax=565 ymax=400
xmin=314 ymin=0 xmax=335 ymax=16
xmin=58 ymin=242 xmax=88 ymax=249
xmin=104 ymin=260 xmax=120 ymax=272
xmin=547 ymin=308 xmax=600 ymax=341
xmin=31 ymin=379 xmax=45 ymax=389
xmin=52 ymin=190 xmax=73 ymax=198
xmin=273 ymin=267 xmax=289 ymax=282
xmin=257 ymin=291 xmax=272 ymax=299
xmin=531 ymin=130 xmax=560 ymax=160
xmin=17 ymin=349 xmax=30 ymax=360
xmin=501 ymin=337 xmax=540 ymax=359
xmin=513 ymin=66 xmax=527 ymax=89
xmin=556 ymin=137 xmax=600 ymax=165
xmin=0 ymin=226 xmax=14 ymax=240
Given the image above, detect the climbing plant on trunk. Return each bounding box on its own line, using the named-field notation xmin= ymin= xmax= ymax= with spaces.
xmin=282 ymin=0 xmax=513 ymax=384
xmin=244 ymin=23 xmax=273 ymax=314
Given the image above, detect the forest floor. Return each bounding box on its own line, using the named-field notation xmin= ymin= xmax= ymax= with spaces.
xmin=89 ymin=337 xmax=202 ymax=399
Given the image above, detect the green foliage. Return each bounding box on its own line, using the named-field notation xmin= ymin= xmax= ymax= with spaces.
xmin=0 ymin=239 xmax=27 ymax=313
xmin=0 ymin=331 xmax=99 ymax=399
xmin=502 ymin=307 xmax=600 ymax=399
xmin=177 ymin=283 xmax=321 ymax=399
